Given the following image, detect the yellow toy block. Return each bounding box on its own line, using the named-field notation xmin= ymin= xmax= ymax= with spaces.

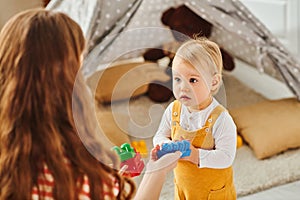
xmin=131 ymin=140 xmax=148 ymax=157
xmin=237 ymin=135 xmax=243 ymax=148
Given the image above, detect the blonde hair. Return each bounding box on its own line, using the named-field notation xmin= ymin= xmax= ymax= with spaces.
xmin=0 ymin=9 xmax=135 ymax=199
xmin=174 ymin=37 xmax=223 ymax=94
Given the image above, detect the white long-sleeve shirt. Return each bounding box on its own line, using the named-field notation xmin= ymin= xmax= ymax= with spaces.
xmin=153 ymin=98 xmax=237 ymax=169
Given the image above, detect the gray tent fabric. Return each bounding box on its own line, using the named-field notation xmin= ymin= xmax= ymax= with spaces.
xmin=47 ymin=0 xmax=300 ymax=100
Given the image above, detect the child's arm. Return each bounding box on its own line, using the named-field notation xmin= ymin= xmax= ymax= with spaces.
xmin=198 ymin=112 xmax=237 ymax=168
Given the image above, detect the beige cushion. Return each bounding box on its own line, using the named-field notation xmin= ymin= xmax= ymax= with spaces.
xmin=229 ymin=98 xmax=300 ymax=159
xmin=87 ymin=61 xmax=169 ymax=103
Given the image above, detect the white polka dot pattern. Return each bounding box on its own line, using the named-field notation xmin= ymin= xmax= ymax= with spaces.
xmin=48 ymin=0 xmax=300 ymax=99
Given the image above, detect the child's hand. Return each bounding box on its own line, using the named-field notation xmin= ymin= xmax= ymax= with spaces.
xmin=180 ymin=144 xmax=199 ymax=165
xmin=150 ymin=141 xmax=172 ymax=161
xmin=150 ymin=144 xmax=161 ymax=161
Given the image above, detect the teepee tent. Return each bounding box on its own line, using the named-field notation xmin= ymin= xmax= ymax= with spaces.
xmin=47 ymin=0 xmax=300 ymax=100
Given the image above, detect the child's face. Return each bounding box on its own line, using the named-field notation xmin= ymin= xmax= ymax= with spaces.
xmin=172 ymin=57 xmax=211 ymax=108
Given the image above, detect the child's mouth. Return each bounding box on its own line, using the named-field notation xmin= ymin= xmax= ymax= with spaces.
xmin=180 ymin=95 xmax=191 ymax=100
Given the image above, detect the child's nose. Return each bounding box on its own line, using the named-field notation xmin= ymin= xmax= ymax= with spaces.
xmin=180 ymin=81 xmax=190 ymax=92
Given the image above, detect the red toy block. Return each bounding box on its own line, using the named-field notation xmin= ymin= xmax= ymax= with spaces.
xmin=121 ymin=152 xmax=145 ymax=177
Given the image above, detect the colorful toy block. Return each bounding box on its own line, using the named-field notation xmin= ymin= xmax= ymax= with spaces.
xmin=120 ymin=152 xmax=145 ymax=177
xmin=237 ymin=134 xmax=243 ymax=148
xmin=131 ymin=140 xmax=148 ymax=157
xmin=112 ymin=143 xmax=136 ymax=162
xmin=112 ymin=143 xmax=145 ymax=177
xmin=156 ymin=140 xmax=191 ymax=159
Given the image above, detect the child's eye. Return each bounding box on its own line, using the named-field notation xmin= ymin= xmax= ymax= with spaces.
xmin=174 ymin=77 xmax=181 ymax=82
xmin=190 ymin=78 xmax=198 ymax=83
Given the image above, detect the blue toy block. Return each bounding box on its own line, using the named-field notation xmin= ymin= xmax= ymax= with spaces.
xmin=156 ymin=140 xmax=191 ymax=159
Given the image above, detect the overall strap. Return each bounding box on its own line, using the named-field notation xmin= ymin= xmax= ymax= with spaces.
xmin=172 ymin=100 xmax=181 ymax=123
xmin=171 ymin=100 xmax=181 ymax=139
xmin=192 ymin=105 xmax=226 ymax=149
xmin=204 ymin=105 xmax=226 ymax=129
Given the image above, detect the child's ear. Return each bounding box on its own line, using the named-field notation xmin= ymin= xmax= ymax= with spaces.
xmin=211 ymin=74 xmax=221 ymax=91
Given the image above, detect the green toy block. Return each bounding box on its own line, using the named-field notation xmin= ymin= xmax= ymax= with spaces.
xmin=112 ymin=143 xmax=136 ymax=162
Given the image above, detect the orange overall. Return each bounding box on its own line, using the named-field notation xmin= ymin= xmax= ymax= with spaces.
xmin=171 ymin=100 xmax=236 ymax=200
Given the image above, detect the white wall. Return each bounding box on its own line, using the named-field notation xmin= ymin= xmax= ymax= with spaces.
xmin=232 ymin=0 xmax=298 ymax=99
xmin=240 ymin=0 xmax=300 ymax=57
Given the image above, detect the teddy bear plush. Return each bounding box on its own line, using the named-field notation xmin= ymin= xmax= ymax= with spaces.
xmin=144 ymin=5 xmax=235 ymax=102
